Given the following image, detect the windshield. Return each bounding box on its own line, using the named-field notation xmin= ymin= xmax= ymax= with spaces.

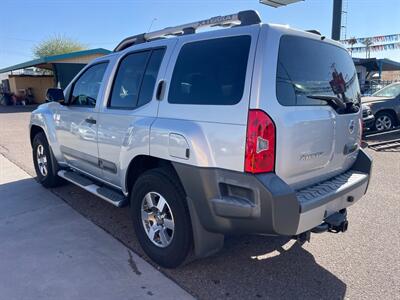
xmin=276 ymin=35 xmax=361 ymax=108
xmin=372 ymin=83 xmax=400 ymax=97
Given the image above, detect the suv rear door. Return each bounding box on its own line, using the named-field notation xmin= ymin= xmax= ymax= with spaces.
xmin=97 ymin=39 xmax=176 ymax=189
xmin=254 ymin=27 xmax=362 ymax=189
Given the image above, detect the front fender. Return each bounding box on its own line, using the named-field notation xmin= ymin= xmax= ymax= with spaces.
xmin=370 ymin=100 xmax=400 ymax=119
xmin=30 ymin=103 xmax=63 ymax=161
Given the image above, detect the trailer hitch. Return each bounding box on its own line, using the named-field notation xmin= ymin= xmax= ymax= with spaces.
xmin=294 ymin=210 xmax=348 ymax=244
xmin=311 ymin=209 xmax=348 ymax=234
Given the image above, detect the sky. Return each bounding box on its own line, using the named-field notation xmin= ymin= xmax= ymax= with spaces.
xmin=0 ymin=0 xmax=399 ymax=69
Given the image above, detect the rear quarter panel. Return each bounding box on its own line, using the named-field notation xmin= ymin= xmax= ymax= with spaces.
xmin=151 ymin=25 xmax=261 ymax=172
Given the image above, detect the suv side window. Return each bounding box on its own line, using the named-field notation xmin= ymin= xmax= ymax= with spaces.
xmin=70 ymin=62 xmax=108 ymax=107
xmin=168 ymin=35 xmax=251 ymax=105
xmin=109 ymin=48 xmax=165 ymax=109
xmin=137 ymin=49 xmax=165 ymax=107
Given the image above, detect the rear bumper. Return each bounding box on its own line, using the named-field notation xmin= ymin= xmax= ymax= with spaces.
xmin=173 ymin=149 xmax=372 ymax=237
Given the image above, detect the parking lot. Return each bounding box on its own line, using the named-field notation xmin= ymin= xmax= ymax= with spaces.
xmin=0 ymin=105 xmax=399 ymax=299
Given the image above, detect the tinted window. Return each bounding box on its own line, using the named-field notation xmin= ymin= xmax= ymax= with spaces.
xmin=168 ymin=36 xmax=251 ymax=105
xmin=276 ymin=35 xmax=360 ymax=106
xmin=109 ymin=49 xmax=165 ymax=109
xmin=109 ymin=51 xmax=150 ymax=109
xmin=70 ymin=62 xmax=108 ymax=107
xmin=137 ymin=49 xmax=165 ymax=107
xmin=372 ymin=83 xmax=400 ymax=98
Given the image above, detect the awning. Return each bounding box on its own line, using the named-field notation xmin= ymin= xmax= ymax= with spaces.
xmin=0 ymin=48 xmax=111 ymax=73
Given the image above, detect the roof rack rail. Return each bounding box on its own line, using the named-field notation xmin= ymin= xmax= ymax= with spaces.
xmin=114 ymin=10 xmax=261 ymax=52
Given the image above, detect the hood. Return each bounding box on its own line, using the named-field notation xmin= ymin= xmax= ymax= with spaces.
xmin=361 ymin=96 xmax=392 ymax=103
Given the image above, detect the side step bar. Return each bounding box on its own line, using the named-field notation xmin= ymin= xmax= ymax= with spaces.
xmin=58 ymin=170 xmax=127 ymax=207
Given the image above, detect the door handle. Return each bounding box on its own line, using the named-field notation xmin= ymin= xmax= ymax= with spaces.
xmin=156 ymin=80 xmax=165 ymax=101
xmin=85 ymin=118 xmax=96 ymax=124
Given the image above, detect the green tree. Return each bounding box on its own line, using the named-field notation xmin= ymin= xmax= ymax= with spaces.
xmin=33 ymin=35 xmax=87 ymax=58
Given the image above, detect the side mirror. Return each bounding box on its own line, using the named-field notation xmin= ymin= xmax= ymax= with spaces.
xmin=46 ymin=88 xmax=65 ymax=104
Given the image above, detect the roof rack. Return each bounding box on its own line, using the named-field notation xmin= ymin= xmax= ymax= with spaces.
xmin=306 ymin=29 xmax=321 ymax=36
xmin=114 ymin=10 xmax=261 ymax=52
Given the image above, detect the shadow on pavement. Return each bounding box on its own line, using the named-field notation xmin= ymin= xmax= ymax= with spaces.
xmin=0 ymin=105 xmax=38 ymax=114
xmin=50 ymin=183 xmax=346 ymax=300
xmin=171 ymin=234 xmax=347 ymax=299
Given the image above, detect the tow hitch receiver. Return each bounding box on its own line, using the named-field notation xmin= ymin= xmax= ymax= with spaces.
xmin=294 ymin=210 xmax=349 ymax=243
xmin=311 ymin=209 xmax=349 ymax=234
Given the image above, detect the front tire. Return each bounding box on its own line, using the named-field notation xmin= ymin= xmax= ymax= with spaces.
xmin=130 ymin=168 xmax=192 ymax=268
xmin=374 ymin=112 xmax=395 ymax=131
xmin=32 ymin=132 xmax=62 ymax=188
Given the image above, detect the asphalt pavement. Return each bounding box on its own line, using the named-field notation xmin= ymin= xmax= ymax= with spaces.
xmin=0 ymin=153 xmax=193 ymax=300
xmin=0 ymin=105 xmax=399 ymax=299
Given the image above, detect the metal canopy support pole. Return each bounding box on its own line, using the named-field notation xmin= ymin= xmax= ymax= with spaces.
xmin=51 ymin=63 xmax=59 ymax=88
xmin=331 ymin=0 xmax=342 ymax=40
xmin=378 ymin=60 xmax=383 ymax=79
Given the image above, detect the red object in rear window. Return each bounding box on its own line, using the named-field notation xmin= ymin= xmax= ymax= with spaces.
xmin=245 ymin=109 xmax=275 ymax=173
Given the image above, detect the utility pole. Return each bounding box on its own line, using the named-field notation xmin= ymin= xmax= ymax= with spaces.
xmin=331 ymin=0 xmax=342 ymax=40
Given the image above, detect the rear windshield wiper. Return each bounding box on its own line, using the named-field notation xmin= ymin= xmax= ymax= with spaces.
xmin=307 ymin=95 xmax=347 ymax=109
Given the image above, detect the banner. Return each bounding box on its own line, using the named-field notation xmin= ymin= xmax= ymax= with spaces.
xmin=341 ymin=34 xmax=400 ymax=45
xmin=348 ymin=42 xmax=400 ymax=53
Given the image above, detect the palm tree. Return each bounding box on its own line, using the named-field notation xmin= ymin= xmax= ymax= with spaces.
xmin=362 ymin=38 xmax=374 ymax=59
xmin=348 ymin=37 xmax=357 ymax=56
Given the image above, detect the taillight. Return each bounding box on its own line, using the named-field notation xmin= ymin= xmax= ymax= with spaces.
xmin=245 ymin=109 xmax=275 ymax=173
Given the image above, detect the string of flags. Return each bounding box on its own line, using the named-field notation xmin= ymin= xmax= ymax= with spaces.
xmin=340 ymin=33 xmax=400 ymax=53
xmin=349 ymin=42 xmax=400 ymax=53
xmin=341 ymin=34 xmax=400 ymax=45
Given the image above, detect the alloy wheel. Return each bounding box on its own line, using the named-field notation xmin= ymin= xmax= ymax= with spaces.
xmin=141 ymin=192 xmax=175 ymax=248
xmin=375 ymin=115 xmax=392 ymax=131
xmin=36 ymin=144 xmax=48 ymax=177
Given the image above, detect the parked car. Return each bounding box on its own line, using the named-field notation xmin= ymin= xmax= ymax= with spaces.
xmin=29 ymin=10 xmax=372 ymax=268
xmin=362 ymin=103 xmax=375 ymax=131
xmin=362 ymin=82 xmax=400 ymax=131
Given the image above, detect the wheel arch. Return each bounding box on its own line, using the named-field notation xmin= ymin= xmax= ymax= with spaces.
xmin=125 ymin=155 xmax=183 ymax=196
xmin=375 ymin=108 xmax=398 ymax=124
xmin=125 ymin=155 xmax=224 ymax=259
xmin=124 ymin=155 xmax=225 ymax=259
xmin=30 ymin=125 xmax=46 ymax=146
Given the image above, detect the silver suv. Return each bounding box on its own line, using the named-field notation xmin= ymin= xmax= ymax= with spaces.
xmin=30 ymin=10 xmax=372 ymax=268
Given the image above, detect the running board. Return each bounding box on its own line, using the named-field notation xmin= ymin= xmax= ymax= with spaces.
xmin=58 ymin=170 xmax=127 ymax=207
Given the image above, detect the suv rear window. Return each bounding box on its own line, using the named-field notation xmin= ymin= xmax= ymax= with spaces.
xmin=276 ymin=35 xmax=360 ymax=107
xmin=168 ymin=35 xmax=251 ymax=105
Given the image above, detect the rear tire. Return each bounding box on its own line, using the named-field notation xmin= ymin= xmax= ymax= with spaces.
xmin=32 ymin=132 xmax=62 ymax=188
xmin=130 ymin=168 xmax=192 ymax=268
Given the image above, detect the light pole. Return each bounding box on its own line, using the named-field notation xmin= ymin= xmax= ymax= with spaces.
xmin=331 ymin=0 xmax=342 ymax=40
